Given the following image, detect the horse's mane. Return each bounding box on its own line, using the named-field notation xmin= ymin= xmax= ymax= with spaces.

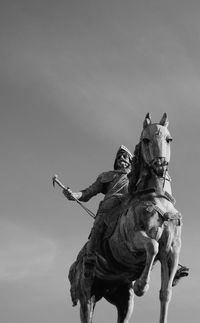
xmin=128 ymin=141 xmax=142 ymax=194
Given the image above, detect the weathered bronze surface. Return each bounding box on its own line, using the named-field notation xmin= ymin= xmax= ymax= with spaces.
xmin=67 ymin=113 xmax=186 ymax=323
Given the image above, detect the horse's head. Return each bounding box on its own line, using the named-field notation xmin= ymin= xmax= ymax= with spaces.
xmin=140 ymin=113 xmax=172 ymax=177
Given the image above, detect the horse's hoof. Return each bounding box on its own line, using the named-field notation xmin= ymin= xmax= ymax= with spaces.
xmin=172 ymin=265 xmax=189 ymax=287
xmin=134 ymin=280 xmax=149 ymax=297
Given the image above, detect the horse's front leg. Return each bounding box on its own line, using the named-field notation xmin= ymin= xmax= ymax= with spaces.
xmin=133 ymin=230 xmax=159 ymax=296
xmin=159 ymin=253 xmax=179 ymax=323
xmin=159 ymin=243 xmax=181 ymax=323
xmin=80 ymin=296 xmax=96 ymax=323
xmin=116 ymin=286 xmax=134 ymax=323
xmin=105 ymin=283 xmax=134 ymax=323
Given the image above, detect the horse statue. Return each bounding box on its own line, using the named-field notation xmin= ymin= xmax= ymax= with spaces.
xmin=68 ymin=113 xmax=183 ymax=323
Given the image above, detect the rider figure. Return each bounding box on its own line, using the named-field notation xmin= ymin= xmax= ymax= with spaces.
xmin=63 ymin=145 xmax=133 ymax=278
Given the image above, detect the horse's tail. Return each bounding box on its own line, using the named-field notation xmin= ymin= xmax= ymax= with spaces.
xmin=68 ymin=243 xmax=88 ymax=306
xmin=68 ymin=260 xmax=79 ymax=306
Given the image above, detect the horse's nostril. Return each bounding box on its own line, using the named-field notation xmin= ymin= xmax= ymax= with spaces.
xmin=157 ymin=159 xmax=162 ymax=165
xmin=152 ymin=158 xmax=168 ymax=168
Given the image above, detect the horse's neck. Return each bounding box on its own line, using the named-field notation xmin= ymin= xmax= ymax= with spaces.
xmin=136 ymin=168 xmax=172 ymax=196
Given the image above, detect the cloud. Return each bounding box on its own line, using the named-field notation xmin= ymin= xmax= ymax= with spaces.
xmin=0 ymin=220 xmax=58 ymax=282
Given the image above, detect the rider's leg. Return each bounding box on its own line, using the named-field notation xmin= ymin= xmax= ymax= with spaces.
xmin=84 ymin=215 xmax=105 ymax=278
xmin=84 ymin=197 xmax=121 ymax=278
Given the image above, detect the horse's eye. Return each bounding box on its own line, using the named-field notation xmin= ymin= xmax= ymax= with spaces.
xmin=142 ymin=138 xmax=150 ymax=145
xmin=166 ymin=137 xmax=173 ymax=143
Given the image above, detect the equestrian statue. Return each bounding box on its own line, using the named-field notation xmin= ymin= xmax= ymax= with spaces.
xmin=54 ymin=113 xmax=189 ymax=323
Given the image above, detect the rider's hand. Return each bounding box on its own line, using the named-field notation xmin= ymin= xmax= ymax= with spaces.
xmin=63 ymin=188 xmax=76 ymax=200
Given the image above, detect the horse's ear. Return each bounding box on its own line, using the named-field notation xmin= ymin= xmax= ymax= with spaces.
xmin=159 ymin=113 xmax=169 ymax=127
xmin=143 ymin=113 xmax=152 ymax=129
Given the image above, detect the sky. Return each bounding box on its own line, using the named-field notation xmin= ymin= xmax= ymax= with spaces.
xmin=0 ymin=0 xmax=200 ymax=322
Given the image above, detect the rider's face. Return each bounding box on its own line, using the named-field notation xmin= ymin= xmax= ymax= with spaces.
xmin=116 ymin=153 xmax=130 ymax=170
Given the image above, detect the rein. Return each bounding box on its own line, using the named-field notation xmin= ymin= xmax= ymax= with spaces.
xmin=131 ymin=188 xmax=182 ymax=226
xmin=153 ymin=205 xmax=182 ymax=226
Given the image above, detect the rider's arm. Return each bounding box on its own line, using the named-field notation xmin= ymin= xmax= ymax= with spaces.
xmin=78 ymin=175 xmax=104 ymax=201
xmin=63 ymin=174 xmax=104 ymax=202
xmin=62 ymin=189 xmax=83 ymax=200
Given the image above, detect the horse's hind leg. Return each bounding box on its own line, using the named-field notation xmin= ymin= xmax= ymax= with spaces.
xmin=133 ymin=230 xmax=159 ymax=296
xmin=80 ymin=296 xmax=96 ymax=323
xmin=116 ymin=287 xmax=134 ymax=323
xmin=106 ymin=284 xmax=134 ymax=323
